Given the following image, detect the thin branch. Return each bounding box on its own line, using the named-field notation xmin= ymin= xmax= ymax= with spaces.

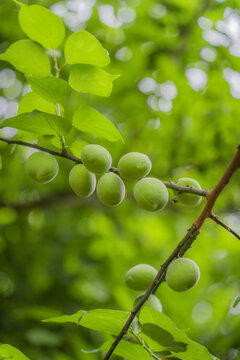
xmin=128 ymin=330 xmax=161 ymax=360
xmin=210 ymin=213 xmax=240 ymax=241
xmin=0 ymin=136 xmax=207 ymax=195
xmin=103 ymin=144 xmax=240 ymax=360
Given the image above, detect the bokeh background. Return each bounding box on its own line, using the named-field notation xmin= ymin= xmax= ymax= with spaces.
xmin=0 ymin=0 xmax=240 ymax=359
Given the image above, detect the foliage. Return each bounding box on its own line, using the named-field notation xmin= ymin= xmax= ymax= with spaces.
xmin=0 ymin=1 xmax=240 ymax=360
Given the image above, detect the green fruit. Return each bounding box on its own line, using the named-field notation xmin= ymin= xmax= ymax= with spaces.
xmin=69 ymin=164 xmax=96 ymax=197
xmin=166 ymin=258 xmax=200 ymax=292
xmin=97 ymin=172 xmax=125 ymax=207
xmin=134 ymin=293 xmax=162 ymax=312
xmin=117 ymin=152 xmax=152 ymax=180
xmin=125 ymin=264 xmax=158 ymax=291
xmin=175 ymin=178 xmax=202 ymax=206
xmin=25 ymin=151 xmax=58 ymax=183
xmin=81 ymin=144 xmax=112 ymax=174
xmin=134 ymin=177 xmax=168 ymax=211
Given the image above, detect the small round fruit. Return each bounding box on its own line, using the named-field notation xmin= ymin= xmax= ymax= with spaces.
xmin=25 ymin=151 xmax=59 ymax=183
xmin=69 ymin=164 xmax=96 ymax=197
xmin=134 ymin=293 xmax=162 ymax=312
xmin=81 ymin=144 xmax=112 ymax=174
xmin=117 ymin=152 xmax=152 ymax=180
xmin=166 ymin=258 xmax=200 ymax=292
xmin=97 ymin=172 xmax=125 ymax=207
xmin=134 ymin=177 xmax=168 ymax=211
xmin=125 ymin=264 xmax=158 ymax=291
xmin=175 ymin=178 xmax=202 ymax=207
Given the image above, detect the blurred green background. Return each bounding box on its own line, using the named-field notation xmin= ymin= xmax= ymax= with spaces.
xmin=0 ymin=0 xmax=240 ymax=359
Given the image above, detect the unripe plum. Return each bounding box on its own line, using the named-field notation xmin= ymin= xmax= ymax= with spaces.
xmin=134 ymin=177 xmax=168 ymax=211
xmin=125 ymin=264 xmax=158 ymax=291
xmin=97 ymin=172 xmax=125 ymax=206
xmin=166 ymin=258 xmax=200 ymax=292
xmin=25 ymin=151 xmax=59 ymax=183
xmin=134 ymin=293 xmax=162 ymax=312
xmin=81 ymin=144 xmax=112 ymax=174
xmin=69 ymin=164 xmax=96 ymax=197
xmin=117 ymin=152 xmax=152 ymax=180
xmin=175 ymin=178 xmax=202 ymax=206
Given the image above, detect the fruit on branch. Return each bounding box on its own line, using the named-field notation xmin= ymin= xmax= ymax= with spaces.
xmin=69 ymin=164 xmax=96 ymax=197
xmin=134 ymin=177 xmax=168 ymax=211
xmin=134 ymin=293 xmax=162 ymax=312
xmin=97 ymin=172 xmax=125 ymax=206
xmin=166 ymin=258 xmax=200 ymax=292
xmin=125 ymin=264 xmax=158 ymax=291
xmin=117 ymin=152 xmax=152 ymax=180
xmin=174 ymin=178 xmax=202 ymax=206
xmin=25 ymin=151 xmax=59 ymax=183
xmin=81 ymin=144 xmax=112 ymax=174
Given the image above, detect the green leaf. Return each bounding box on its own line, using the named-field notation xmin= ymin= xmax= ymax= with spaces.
xmin=18 ymin=92 xmax=56 ymax=115
xmin=1 ymin=111 xmax=71 ymax=136
xmin=79 ymin=309 xmax=130 ymax=335
xmin=25 ymin=76 xmax=72 ymax=104
xmin=0 ymin=344 xmax=29 ymax=360
xmin=101 ymin=339 xmax=149 ymax=360
xmin=139 ymin=308 xmax=215 ymax=360
xmin=69 ymin=139 xmax=88 ymax=157
xmin=73 ymin=105 xmax=123 ymax=142
xmin=64 ymin=31 xmax=110 ymax=67
xmin=18 ymin=4 xmax=65 ymax=49
xmin=69 ymin=65 xmax=119 ymax=97
xmin=0 ymin=40 xmax=51 ymax=76
xmin=43 ymin=310 xmax=84 ymax=324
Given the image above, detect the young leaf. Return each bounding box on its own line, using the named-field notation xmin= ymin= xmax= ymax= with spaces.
xmin=79 ymin=309 xmax=130 ymax=335
xmin=139 ymin=308 xmax=216 ymax=360
xmin=69 ymin=65 xmax=119 ymax=97
xmin=18 ymin=92 xmax=56 ymax=115
xmin=64 ymin=31 xmax=110 ymax=67
xmin=232 ymin=296 xmax=240 ymax=308
xmin=0 ymin=40 xmax=51 ymax=76
xmin=1 ymin=111 xmax=71 ymax=136
xmin=18 ymin=4 xmax=65 ymax=49
xmin=69 ymin=139 xmax=88 ymax=157
xmin=25 ymin=76 xmax=72 ymax=104
xmin=73 ymin=105 xmax=123 ymax=142
xmin=0 ymin=344 xmax=30 ymax=360
xmin=101 ymin=339 xmax=149 ymax=360
xmin=43 ymin=310 xmax=84 ymax=324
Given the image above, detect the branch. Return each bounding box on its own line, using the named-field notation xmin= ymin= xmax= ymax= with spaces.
xmin=0 ymin=136 xmax=207 ymax=196
xmin=210 ymin=213 xmax=240 ymax=241
xmin=103 ymin=144 xmax=240 ymax=360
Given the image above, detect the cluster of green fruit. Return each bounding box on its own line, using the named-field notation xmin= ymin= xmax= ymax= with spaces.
xmin=125 ymin=259 xmax=200 ymax=312
xmin=25 ymin=144 xmax=202 ymax=209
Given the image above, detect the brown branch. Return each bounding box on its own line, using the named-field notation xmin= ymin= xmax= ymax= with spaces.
xmin=210 ymin=213 xmax=240 ymax=241
xmin=103 ymin=144 xmax=240 ymax=360
xmin=0 ymin=136 xmax=207 ymax=195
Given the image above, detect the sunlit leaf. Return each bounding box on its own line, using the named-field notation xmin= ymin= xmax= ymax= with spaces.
xmin=25 ymin=76 xmax=71 ymax=104
xmin=0 ymin=344 xmax=29 ymax=360
xmin=73 ymin=105 xmax=123 ymax=142
xmin=43 ymin=310 xmax=85 ymax=324
xmin=69 ymin=65 xmax=119 ymax=97
xmin=64 ymin=31 xmax=110 ymax=66
xmin=79 ymin=309 xmax=130 ymax=335
xmin=0 ymin=40 xmax=51 ymax=76
xmin=18 ymin=4 xmax=65 ymax=49
xmin=69 ymin=139 xmax=88 ymax=157
xmin=1 ymin=111 xmax=71 ymax=136
xmin=18 ymin=92 xmax=56 ymax=115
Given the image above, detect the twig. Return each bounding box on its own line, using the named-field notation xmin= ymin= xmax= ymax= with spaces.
xmin=128 ymin=330 xmax=161 ymax=360
xmin=210 ymin=213 xmax=240 ymax=241
xmin=0 ymin=136 xmax=207 ymax=195
xmin=103 ymin=144 xmax=240 ymax=360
